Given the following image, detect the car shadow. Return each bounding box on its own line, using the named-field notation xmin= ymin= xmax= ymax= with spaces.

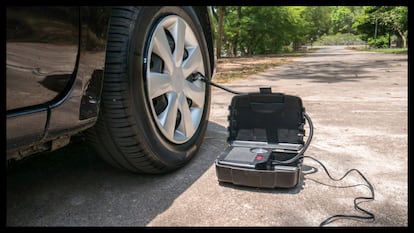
xmin=6 ymin=120 xmax=228 ymax=226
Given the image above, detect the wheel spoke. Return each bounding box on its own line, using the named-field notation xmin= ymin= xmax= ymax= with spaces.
xmin=171 ymin=18 xmax=186 ymax=67
xmin=147 ymin=72 xmax=173 ymax=99
xmin=182 ymin=46 xmax=203 ymax=78
xmin=152 ymin=27 xmax=174 ymax=74
xmin=183 ymin=80 xmax=205 ymax=107
xmin=159 ymin=93 xmax=178 ymax=139
xmin=177 ymin=93 xmax=195 ymax=137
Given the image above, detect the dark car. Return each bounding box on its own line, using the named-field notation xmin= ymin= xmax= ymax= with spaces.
xmin=6 ymin=6 xmax=216 ymax=173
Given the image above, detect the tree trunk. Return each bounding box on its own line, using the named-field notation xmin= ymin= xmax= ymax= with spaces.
xmin=388 ymin=32 xmax=391 ymax=48
xmin=231 ymin=6 xmax=241 ymax=57
xmin=211 ymin=6 xmax=219 ymax=22
xmin=395 ymin=27 xmax=407 ymax=48
xmin=217 ymin=6 xmax=224 ymax=59
xmin=396 ymin=36 xmax=402 ymax=48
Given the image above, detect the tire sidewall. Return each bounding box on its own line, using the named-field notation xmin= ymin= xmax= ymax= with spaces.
xmin=128 ymin=6 xmax=211 ymax=166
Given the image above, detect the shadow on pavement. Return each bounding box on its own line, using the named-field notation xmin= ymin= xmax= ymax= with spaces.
xmin=256 ymin=54 xmax=406 ymax=84
xmin=6 ymin=121 xmax=227 ymax=226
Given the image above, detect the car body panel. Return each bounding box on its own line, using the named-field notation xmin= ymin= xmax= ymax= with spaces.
xmin=6 ymin=109 xmax=48 ymax=160
xmin=6 ymin=6 xmax=79 ymax=111
xmin=46 ymin=7 xmax=110 ymax=140
xmin=6 ymin=6 xmax=110 ymax=158
xmin=6 ymin=6 xmax=214 ymax=162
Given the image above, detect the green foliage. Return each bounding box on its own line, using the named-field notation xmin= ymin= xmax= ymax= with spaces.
xmin=331 ymin=6 xmax=356 ymax=34
xmin=218 ymin=6 xmax=333 ymax=57
xmin=214 ymin=5 xmax=408 ymax=57
xmin=281 ymin=45 xmax=294 ymax=53
xmin=301 ymin=6 xmax=332 ymax=41
xmin=367 ymin=35 xmax=389 ymax=48
xmin=237 ymin=6 xmax=292 ymax=55
xmin=353 ymin=6 xmax=408 ymax=48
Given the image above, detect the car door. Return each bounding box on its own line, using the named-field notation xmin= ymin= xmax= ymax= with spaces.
xmin=6 ymin=7 xmax=79 ymax=158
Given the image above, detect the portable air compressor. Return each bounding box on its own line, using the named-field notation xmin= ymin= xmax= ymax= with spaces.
xmin=215 ymin=87 xmax=313 ymax=189
xmin=202 ymin=77 xmax=374 ymax=225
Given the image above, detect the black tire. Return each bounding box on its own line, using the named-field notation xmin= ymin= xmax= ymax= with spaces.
xmin=86 ymin=6 xmax=212 ymax=173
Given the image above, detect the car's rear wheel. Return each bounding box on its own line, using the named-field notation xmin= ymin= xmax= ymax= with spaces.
xmin=86 ymin=6 xmax=212 ymax=173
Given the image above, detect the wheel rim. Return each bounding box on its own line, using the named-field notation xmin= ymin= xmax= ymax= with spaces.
xmin=145 ymin=15 xmax=206 ymax=144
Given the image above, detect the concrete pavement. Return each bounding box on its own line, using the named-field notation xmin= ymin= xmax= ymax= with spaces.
xmin=7 ymin=46 xmax=408 ymax=227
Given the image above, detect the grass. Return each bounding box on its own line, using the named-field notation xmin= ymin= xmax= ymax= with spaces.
xmin=347 ymin=46 xmax=407 ymax=54
xmin=369 ymin=48 xmax=407 ymax=54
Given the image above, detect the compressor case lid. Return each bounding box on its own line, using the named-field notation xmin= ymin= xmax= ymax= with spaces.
xmin=227 ymin=88 xmax=306 ymax=148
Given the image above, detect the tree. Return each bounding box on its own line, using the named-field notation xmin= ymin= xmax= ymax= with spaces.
xmin=354 ymin=6 xmax=408 ymax=48
xmin=376 ymin=6 xmax=408 ymax=48
xmin=331 ymin=6 xmax=355 ymax=34
xmin=230 ymin=6 xmax=242 ymax=57
xmin=214 ymin=6 xmax=407 ymax=56
xmin=216 ymin=6 xmax=224 ymax=58
xmin=301 ymin=7 xmax=332 ymax=42
xmin=236 ymin=6 xmax=294 ymax=55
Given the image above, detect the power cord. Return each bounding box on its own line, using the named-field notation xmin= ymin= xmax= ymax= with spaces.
xmin=304 ymin=155 xmax=376 ymax=226
xmin=198 ymin=73 xmax=375 ymax=226
xmin=195 ymin=73 xmax=244 ymax=95
xmin=271 ymin=111 xmax=313 ymax=165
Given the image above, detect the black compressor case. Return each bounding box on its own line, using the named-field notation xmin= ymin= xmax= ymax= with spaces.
xmin=215 ymin=88 xmax=306 ymax=188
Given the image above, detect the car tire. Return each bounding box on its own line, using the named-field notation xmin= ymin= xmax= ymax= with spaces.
xmin=86 ymin=6 xmax=212 ymax=173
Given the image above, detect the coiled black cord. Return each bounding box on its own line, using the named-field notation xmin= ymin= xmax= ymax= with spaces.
xmin=304 ymin=155 xmax=375 ymax=227
xmin=271 ymin=111 xmax=313 ymax=165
